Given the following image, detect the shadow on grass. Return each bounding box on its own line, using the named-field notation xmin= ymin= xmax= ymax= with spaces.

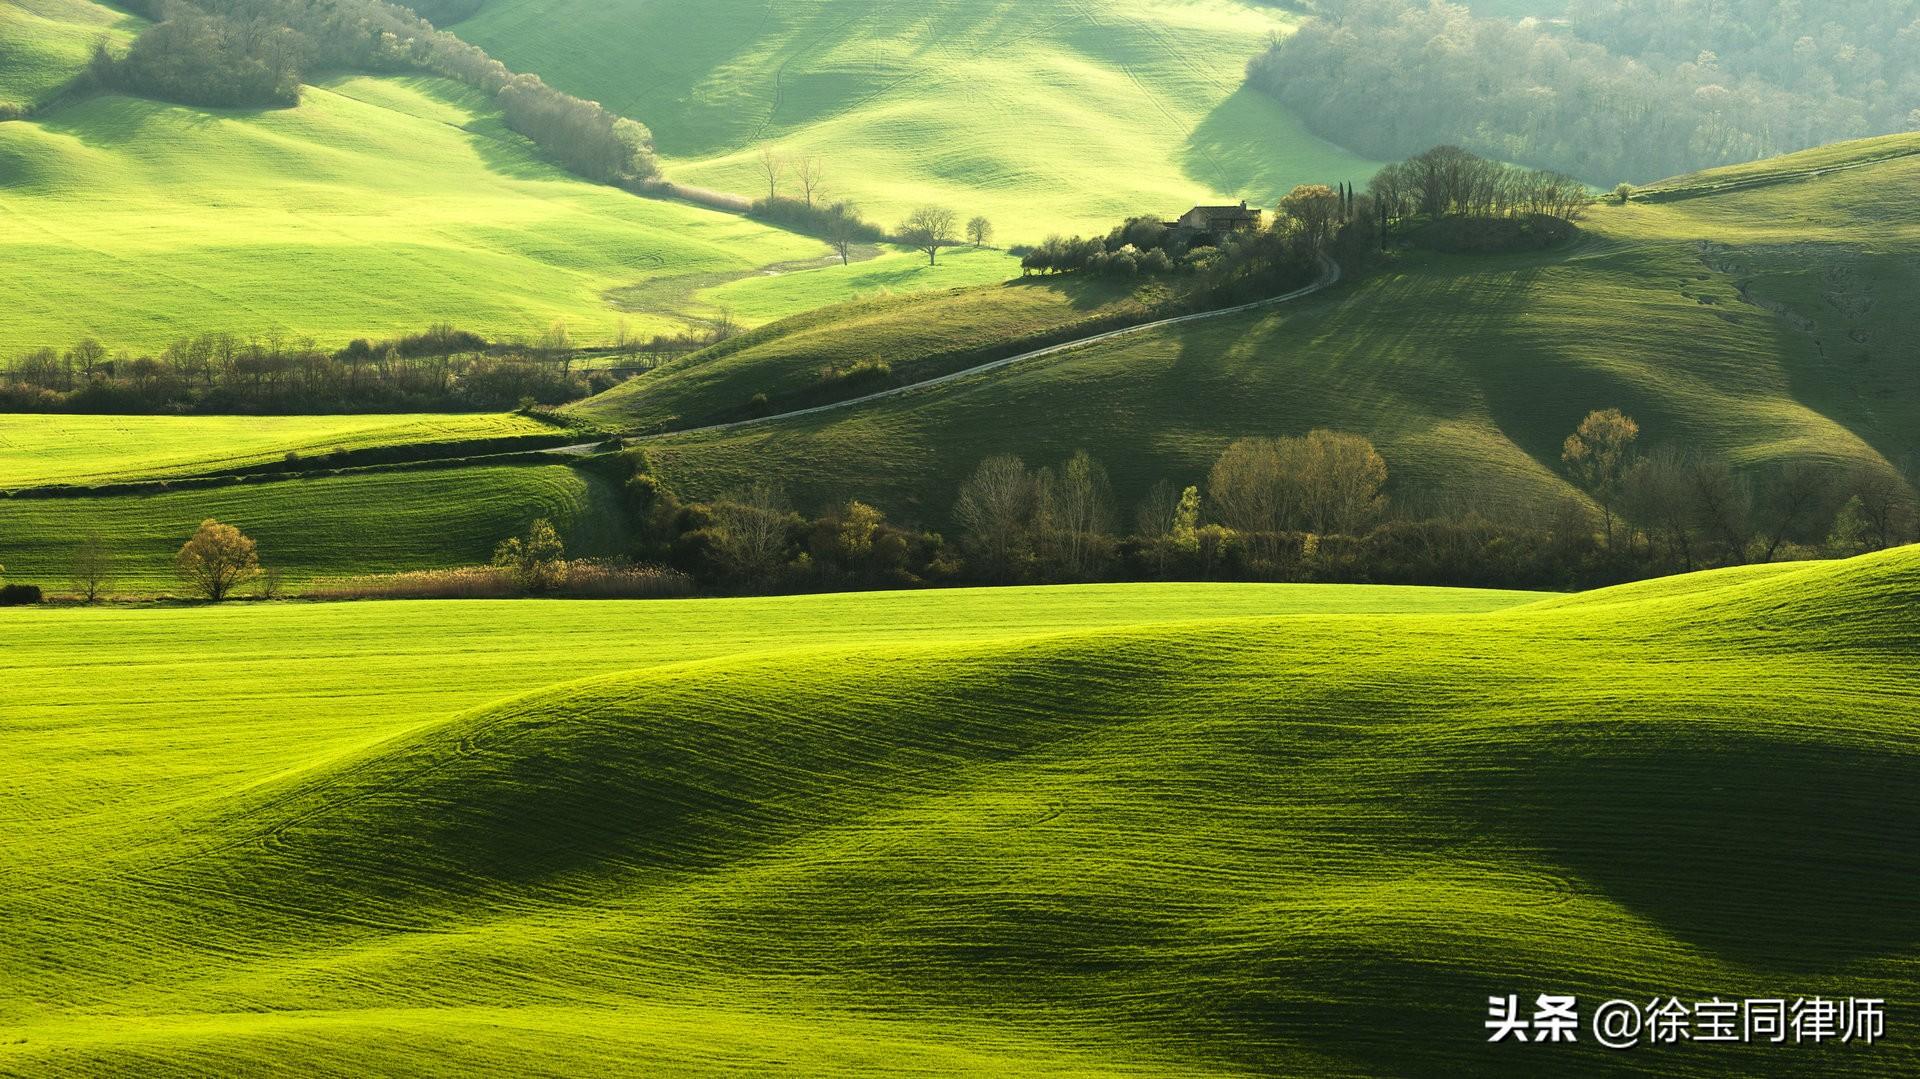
xmin=1466 ymin=730 xmax=1920 ymax=972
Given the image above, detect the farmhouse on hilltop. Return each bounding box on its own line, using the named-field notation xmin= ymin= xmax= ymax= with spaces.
xmin=1168 ymin=200 xmax=1264 ymax=242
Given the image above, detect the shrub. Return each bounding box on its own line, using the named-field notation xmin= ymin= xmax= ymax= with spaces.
xmin=309 ymin=561 xmax=693 ymax=600
xmin=492 ymin=518 xmax=566 ymax=593
xmin=0 ymin=584 xmax=44 ymax=606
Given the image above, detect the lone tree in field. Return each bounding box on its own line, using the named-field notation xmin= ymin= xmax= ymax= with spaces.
xmin=756 ymin=145 xmax=786 ymax=202
xmin=901 ymin=205 xmax=959 ymax=265
xmin=824 ymin=203 xmax=863 ymax=265
xmin=71 ymin=534 xmax=111 ymax=603
xmin=176 ymin=519 xmax=261 ymax=602
xmin=1562 ymin=408 xmax=1640 ymax=547
xmin=966 ymin=215 xmax=994 ymax=248
xmin=493 ymin=517 xmax=567 ymax=593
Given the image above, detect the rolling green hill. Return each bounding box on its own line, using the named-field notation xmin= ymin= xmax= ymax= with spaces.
xmin=0 ymin=0 xmax=139 ymax=111
xmin=451 ymin=0 xmax=1384 ymax=238
xmin=0 ymin=411 xmax=558 ymax=488
xmin=573 ymin=274 xmax=1172 ymax=431
xmin=621 ymin=134 xmax=1920 ymax=527
xmin=0 ymin=462 xmax=629 ymax=589
xmin=0 ymin=74 xmax=839 ymax=354
xmin=2 ymin=548 xmax=1914 ymax=1074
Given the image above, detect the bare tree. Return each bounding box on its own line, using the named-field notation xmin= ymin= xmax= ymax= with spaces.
xmin=1846 ymin=465 xmax=1918 ymax=551
xmin=1207 ymin=437 xmax=1306 ymax=560
xmin=176 ymin=519 xmax=261 ymax=602
xmin=1042 ymin=450 xmax=1115 ymax=579
xmin=1756 ymin=461 xmax=1826 ymax=562
xmin=713 ymin=483 xmax=793 ymax=581
xmin=900 ymin=205 xmax=958 ymax=266
xmin=1299 ymin=429 xmax=1388 ymax=535
xmin=1561 ymin=408 xmax=1639 ymax=547
xmin=795 ymin=155 xmax=825 ymax=208
xmin=1134 ymin=479 xmax=1182 ymax=540
xmin=1623 ymin=447 xmax=1695 ymax=568
xmin=966 ymin=215 xmax=994 ymax=248
xmin=71 ymin=534 xmax=111 ymax=603
xmin=824 ymin=204 xmax=863 ymax=265
xmin=1687 ymin=457 xmax=1753 ymax=565
xmin=954 ymin=454 xmax=1036 ymax=578
xmin=756 ymin=145 xmax=786 ymax=203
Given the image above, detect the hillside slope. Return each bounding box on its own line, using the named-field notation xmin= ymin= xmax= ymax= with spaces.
xmin=572 ymin=274 xmax=1173 ymax=431
xmin=629 ymin=134 xmax=1920 ymax=526
xmin=452 ymin=0 xmax=1383 ymax=237
xmin=0 ymin=74 xmax=834 ymax=353
xmin=0 ymin=0 xmax=139 ymax=111
xmin=1 ymin=549 xmax=1915 ymax=1074
xmin=0 ymin=462 xmax=632 ymax=589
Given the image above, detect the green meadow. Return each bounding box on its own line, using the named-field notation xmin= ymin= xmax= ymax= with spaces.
xmin=0 ymin=74 xmax=829 ymax=353
xmin=0 ymin=0 xmax=139 ymax=110
xmin=691 ymin=243 xmax=1020 ymax=327
xmin=0 ymin=463 xmax=629 ymax=589
xmin=609 ymin=135 xmax=1920 ymax=525
xmin=574 ymin=274 xmax=1170 ymax=431
xmin=2 ymin=548 xmax=1914 ymax=1074
xmin=454 ymin=0 xmax=1385 ymax=238
xmin=0 ymin=411 xmax=555 ymax=488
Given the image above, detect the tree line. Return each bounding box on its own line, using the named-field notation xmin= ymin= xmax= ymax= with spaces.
xmin=1366 ymin=146 xmax=1587 ymax=225
xmin=597 ymin=417 xmax=1914 ymax=598
xmin=1247 ymin=0 xmax=1920 ymax=184
xmin=92 ymin=0 xmax=658 ymax=188
xmin=1015 ymin=185 xmax=1361 ymax=301
xmin=5 ymin=417 xmax=1910 ymax=604
xmin=0 ymin=323 xmax=738 ymax=413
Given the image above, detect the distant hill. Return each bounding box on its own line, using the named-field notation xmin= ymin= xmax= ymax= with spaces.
xmin=620 ymin=134 xmax=1920 ymax=528
xmin=450 ymin=0 xmax=1384 ymax=238
xmin=4 ymin=547 xmax=1916 ymax=1073
xmin=0 ymin=73 xmax=840 ymax=352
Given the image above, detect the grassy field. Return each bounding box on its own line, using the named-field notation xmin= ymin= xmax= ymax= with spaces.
xmin=0 ymin=463 xmax=628 ymax=590
xmin=575 ymin=274 xmax=1172 ymax=431
xmin=453 ymin=0 xmax=1385 ymax=239
xmin=0 ymin=548 xmax=1913 ymax=1073
xmin=0 ymin=412 xmax=558 ymax=488
xmin=0 ymin=0 xmax=140 ymax=111
xmin=693 ymin=243 xmax=1020 ymax=326
xmin=0 ymin=74 xmax=834 ymax=354
xmin=621 ymin=134 xmax=1920 ymax=526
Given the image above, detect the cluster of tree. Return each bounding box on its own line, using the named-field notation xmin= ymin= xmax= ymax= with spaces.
xmin=603 ymin=453 xmax=954 ymax=592
xmin=602 ymin=409 xmax=1916 ymax=597
xmin=1367 ymin=146 xmax=1587 ymax=224
xmin=1017 ymin=188 xmax=1355 ymax=302
xmin=898 ymin=205 xmax=990 ymax=266
xmin=0 ymin=327 xmax=615 ymax=413
xmin=94 ymin=0 xmax=657 ymax=187
xmin=750 ymin=148 xmax=991 ymax=263
xmin=1559 ymin=407 xmax=1918 ymax=568
xmin=96 ymin=7 xmax=304 ymax=106
xmin=748 ymin=198 xmax=885 ymax=261
xmin=1247 ymin=0 xmax=1920 ymax=183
